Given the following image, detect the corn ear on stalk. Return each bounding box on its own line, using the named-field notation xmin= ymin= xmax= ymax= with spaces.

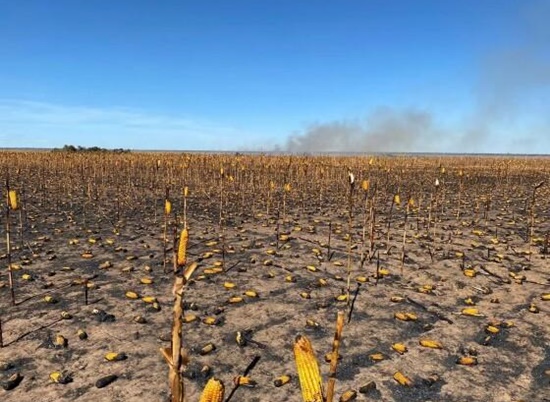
xmin=8 ymin=190 xmax=18 ymax=210
xmin=165 ymin=200 xmax=172 ymax=215
xmin=177 ymin=228 xmax=188 ymax=266
xmin=294 ymin=335 xmax=324 ymax=402
xmin=199 ymin=378 xmax=225 ymax=402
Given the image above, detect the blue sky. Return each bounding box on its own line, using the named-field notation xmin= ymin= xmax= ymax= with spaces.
xmin=1 ymin=1 xmax=549 ymax=153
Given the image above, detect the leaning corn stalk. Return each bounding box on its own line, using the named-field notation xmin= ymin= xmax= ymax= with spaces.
xmin=294 ymin=335 xmax=324 ymax=402
xmin=199 ymin=378 xmax=225 ymax=402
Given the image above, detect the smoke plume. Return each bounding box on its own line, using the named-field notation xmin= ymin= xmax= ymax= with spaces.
xmin=286 ymin=108 xmax=446 ymax=153
xmin=285 ymin=1 xmax=550 ymax=154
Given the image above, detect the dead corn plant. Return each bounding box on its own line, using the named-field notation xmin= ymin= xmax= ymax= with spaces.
xmin=346 ymin=171 xmax=355 ymax=306
xmin=5 ymin=176 xmax=17 ymax=305
xmin=294 ymin=311 xmax=345 ymax=402
xmin=160 ymin=221 xmax=197 ymax=402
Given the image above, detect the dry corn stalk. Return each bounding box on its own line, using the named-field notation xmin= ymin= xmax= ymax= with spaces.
xmin=160 ymin=223 xmax=197 ymax=402
xmin=163 ymin=188 xmax=171 ymax=272
xmin=346 ymin=171 xmax=355 ymax=306
xmin=5 ymin=178 xmax=16 ymax=305
xmin=294 ymin=335 xmax=324 ymax=402
xmin=161 ymin=273 xmax=186 ymax=402
xmin=199 ymin=378 xmax=225 ymax=402
xmin=183 ymin=186 xmax=188 ymax=228
xmin=326 ymin=311 xmax=345 ymax=402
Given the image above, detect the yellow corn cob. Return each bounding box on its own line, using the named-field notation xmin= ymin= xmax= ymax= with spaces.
xmin=140 ymin=277 xmax=153 ymax=285
xmin=164 ymin=199 xmax=171 ymax=215
xmin=177 ymin=228 xmax=188 ymax=266
xmin=393 ymin=371 xmax=412 ymax=386
xmin=274 ymin=374 xmax=291 ymax=387
xmin=184 ymin=186 xmax=189 ymax=197
xmin=463 ymin=268 xmax=476 ymax=277
xmin=461 ymin=307 xmax=483 ymax=317
xmin=54 ymin=334 xmax=67 ymax=347
xmin=228 ymin=296 xmax=244 ymax=304
xmin=394 ymin=312 xmax=417 ymax=321
xmin=200 ymin=377 xmax=225 ymax=402
xmin=294 ymin=335 xmax=324 ymax=402
xmin=369 ymin=353 xmax=385 ymax=361
xmin=141 ymin=296 xmax=157 ymax=303
xmin=49 ymin=371 xmax=63 ymax=383
xmin=391 ymin=343 xmax=408 ymax=354
xmin=104 ymin=352 xmax=127 ymax=361
xmin=419 ymin=339 xmax=443 ymax=349
xmin=8 ymin=190 xmax=18 ymax=210
xmin=339 ymin=389 xmax=357 ymax=402
xmin=456 ymin=356 xmax=478 ymax=366
xmin=183 ymin=314 xmax=198 ymax=323
xmin=233 ymin=375 xmax=257 ymax=387
xmin=202 ymin=316 xmax=218 ymax=325
xmin=335 ymin=294 xmax=348 ymax=302
xmin=361 ymin=180 xmax=369 ymax=191
xmin=125 ymin=291 xmax=139 ymax=299
xmin=394 ymin=194 xmax=401 ymax=204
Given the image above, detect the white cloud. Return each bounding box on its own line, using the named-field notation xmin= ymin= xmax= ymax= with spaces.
xmin=0 ymin=99 xmax=249 ymax=150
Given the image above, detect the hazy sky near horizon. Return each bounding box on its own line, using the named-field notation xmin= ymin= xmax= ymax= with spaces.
xmin=1 ymin=1 xmax=549 ymax=153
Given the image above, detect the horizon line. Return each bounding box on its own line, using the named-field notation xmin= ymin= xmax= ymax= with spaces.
xmin=0 ymin=147 xmax=549 ymax=158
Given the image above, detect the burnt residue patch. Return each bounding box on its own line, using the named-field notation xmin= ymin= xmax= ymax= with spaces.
xmin=386 ymin=373 xmax=446 ymax=402
xmin=62 ymin=384 xmax=93 ymax=400
xmin=531 ymin=345 xmax=550 ymax=391
xmin=339 ymin=347 xmax=390 ymax=381
xmin=474 ymin=324 xmax=511 ymax=348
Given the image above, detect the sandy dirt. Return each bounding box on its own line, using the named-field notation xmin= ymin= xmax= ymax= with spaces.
xmin=0 ymin=153 xmax=549 ymax=402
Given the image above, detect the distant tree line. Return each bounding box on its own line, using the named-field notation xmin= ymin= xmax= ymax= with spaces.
xmin=52 ymin=145 xmax=131 ymax=153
